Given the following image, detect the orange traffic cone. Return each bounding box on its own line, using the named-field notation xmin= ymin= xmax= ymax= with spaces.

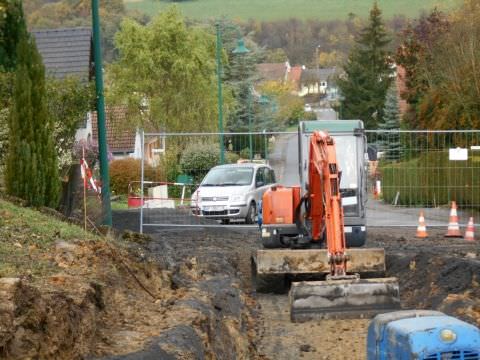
xmin=416 ymin=211 xmax=428 ymax=238
xmin=464 ymin=217 xmax=475 ymax=241
xmin=445 ymin=201 xmax=462 ymax=237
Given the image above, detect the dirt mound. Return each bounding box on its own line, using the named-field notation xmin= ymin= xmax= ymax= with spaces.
xmin=0 ymin=277 xmax=101 ymax=359
xmin=387 ymin=252 xmax=480 ymax=326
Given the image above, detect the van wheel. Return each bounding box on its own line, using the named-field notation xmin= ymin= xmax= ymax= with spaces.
xmin=245 ymin=202 xmax=256 ymax=224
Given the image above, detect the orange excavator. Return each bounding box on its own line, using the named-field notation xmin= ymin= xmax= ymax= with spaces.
xmin=254 ymin=129 xmax=400 ymax=321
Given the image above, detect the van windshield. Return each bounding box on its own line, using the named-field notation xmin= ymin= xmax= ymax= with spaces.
xmin=201 ymin=167 xmax=254 ymax=186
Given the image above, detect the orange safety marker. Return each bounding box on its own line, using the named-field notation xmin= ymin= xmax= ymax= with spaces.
xmin=464 ymin=217 xmax=475 ymax=241
xmin=445 ymin=201 xmax=462 ymax=238
xmin=416 ymin=211 xmax=428 ymax=238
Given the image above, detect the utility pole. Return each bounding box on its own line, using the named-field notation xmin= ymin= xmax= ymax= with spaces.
xmin=91 ymin=0 xmax=112 ymax=226
xmin=215 ymin=22 xmax=225 ymax=165
xmin=315 ymin=44 xmax=321 ymax=71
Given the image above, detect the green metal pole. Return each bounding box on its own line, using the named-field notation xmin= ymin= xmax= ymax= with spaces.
xmin=248 ymin=85 xmax=253 ymax=160
xmin=91 ymin=0 xmax=112 ymax=226
xmin=215 ymin=22 xmax=225 ymax=165
xmin=263 ymin=129 xmax=268 ymax=161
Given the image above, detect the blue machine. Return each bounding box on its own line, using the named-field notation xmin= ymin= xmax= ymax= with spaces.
xmin=367 ymin=310 xmax=480 ymax=360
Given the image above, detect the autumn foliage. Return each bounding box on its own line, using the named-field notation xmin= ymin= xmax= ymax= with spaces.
xmin=109 ymin=158 xmax=164 ymax=195
xmin=397 ymin=1 xmax=480 ymax=130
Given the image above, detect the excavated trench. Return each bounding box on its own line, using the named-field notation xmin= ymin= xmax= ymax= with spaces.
xmin=110 ymin=210 xmax=480 ymax=360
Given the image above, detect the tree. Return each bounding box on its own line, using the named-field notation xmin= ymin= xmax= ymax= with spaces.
xmin=396 ymin=9 xmax=449 ymax=128
xmin=46 ymin=77 xmax=93 ymax=170
xmin=217 ymin=19 xmax=264 ymax=133
xmin=397 ymin=2 xmax=480 ymax=130
xmin=378 ymin=84 xmax=402 ymax=161
xmin=1 ymin=0 xmax=27 ymax=173
xmin=338 ymin=2 xmax=393 ymax=128
xmin=110 ymin=6 xmax=219 ymax=133
xmin=0 ymin=0 xmax=26 ymax=71
xmin=6 ymin=34 xmax=59 ymax=207
xmin=257 ymin=80 xmax=308 ymax=128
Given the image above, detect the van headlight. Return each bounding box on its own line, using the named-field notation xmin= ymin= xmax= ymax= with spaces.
xmin=439 ymin=329 xmax=457 ymax=343
xmin=229 ymin=195 xmax=243 ymax=203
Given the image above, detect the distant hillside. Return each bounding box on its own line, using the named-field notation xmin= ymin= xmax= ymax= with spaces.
xmin=125 ymin=0 xmax=457 ymax=21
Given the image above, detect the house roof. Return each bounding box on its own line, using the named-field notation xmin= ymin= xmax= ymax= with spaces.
xmin=32 ymin=27 xmax=92 ymax=80
xmin=256 ymin=63 xmax=288 ymax=82
xmin=287 ymin=66 xmax=303 ymax=89
xmin=300 ymin=68 xmax=337 ymax=84
xmin=91 ymin=107 xmax=136 ymax=154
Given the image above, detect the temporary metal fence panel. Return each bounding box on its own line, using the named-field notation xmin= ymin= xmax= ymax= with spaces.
xmin=139 ymin=131 xmax=291 ymax=232
xmin=365 ymin=130 xmax=480 ymax=227
xmin=138 ymin=129 xmax=480 ymax=232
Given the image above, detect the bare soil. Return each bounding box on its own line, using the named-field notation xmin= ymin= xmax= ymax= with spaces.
xmin=3 ymin=201 xmax=478 ymax=359
xmin=111 ymin=210 xmax=480 ymax=360
xmin=255 ymin=227 xmax=480 ymax=360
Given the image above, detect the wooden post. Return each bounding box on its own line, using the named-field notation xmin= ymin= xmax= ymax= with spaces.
xmin=83 ymin=146 xmax=87 ymax=232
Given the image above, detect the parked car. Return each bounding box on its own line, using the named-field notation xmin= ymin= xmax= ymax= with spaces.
xmin=191 ymin=163 xmax=276 ymax=224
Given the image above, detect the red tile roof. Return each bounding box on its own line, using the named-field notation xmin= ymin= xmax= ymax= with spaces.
xmin=91 ymin=106 xmax=136 ymax=153
xmin=287 ymin=66 xmax=302 ymax=89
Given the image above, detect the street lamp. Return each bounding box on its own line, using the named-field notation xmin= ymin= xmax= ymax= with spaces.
xmin=91 ymin=0 xmax=112 ymax=225
xmin=215 ymin=24 xmax=250 ymax=164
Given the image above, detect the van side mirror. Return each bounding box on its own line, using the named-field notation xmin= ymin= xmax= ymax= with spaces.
xmin=256 ymin=181 xmax=265 ymax=188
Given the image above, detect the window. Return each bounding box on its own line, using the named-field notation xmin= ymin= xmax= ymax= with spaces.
xmin=255 ymin=167 xmax=265 ymax=186
xmin=202 ymin=167 xmax=254 ymax=186
xmin=265 ymin=168 xmax=276 ymax=184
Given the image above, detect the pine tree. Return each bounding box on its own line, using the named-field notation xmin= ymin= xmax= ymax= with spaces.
xmin=338 ymin=1 xmax=392 ymax=129
xmin=6 ymin=34 xmax=60 ymax=207
xmin=378 ymin=84 xmax=402 ymax=161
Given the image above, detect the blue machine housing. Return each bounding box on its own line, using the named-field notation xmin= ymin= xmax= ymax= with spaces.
xmin=367 ymin=310 xmax=480 ymax=360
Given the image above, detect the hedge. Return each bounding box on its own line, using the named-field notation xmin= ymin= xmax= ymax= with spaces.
xmin=380 ymin=152 xmax=480 ymax=208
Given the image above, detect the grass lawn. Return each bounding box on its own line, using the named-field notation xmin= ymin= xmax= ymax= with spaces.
xmin=0 ymin=198 xmax=99 ymax=277
xmin=111 ymin=195 xmax=129 ymax=211
xmin=125 ymin=0 xmax=457 ymax=21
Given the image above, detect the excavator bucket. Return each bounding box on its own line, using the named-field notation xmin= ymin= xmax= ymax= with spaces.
xmin=252 ymin=248 xmax=400 ymax=321
xmin=289 ymin=277 xmax=400 ymax=322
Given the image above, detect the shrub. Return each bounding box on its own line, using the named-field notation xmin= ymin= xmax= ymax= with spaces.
xmin=225 ymin=151 xmax=240 ymax=164
xmin=239 ymin=147 xmax=251 ymax=159
xmin=180 ymin=142 xmax=220 ymax=184
xmin=109 ymin=158 xmax=164 ymax=195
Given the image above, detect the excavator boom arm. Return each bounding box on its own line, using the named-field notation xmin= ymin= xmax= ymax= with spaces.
xmin=308 ymin=131 xmax=347 ymax=276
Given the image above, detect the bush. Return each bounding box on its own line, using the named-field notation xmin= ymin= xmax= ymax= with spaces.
xmin=180 ymin=142 xmax=220 ymax=184
xmin=109 ymin=158 xmax=164 ymax=195
xmin=239 ymin=147 xmax=250 ymax=159
xmin=225 ymin=151 xmax=240 ymax=164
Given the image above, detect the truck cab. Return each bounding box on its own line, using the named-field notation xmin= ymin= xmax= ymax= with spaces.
xmin=298 ymin=120 xmax=367 ymax=247
xmin=367 ymin=310 xmax=480 ymax=360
